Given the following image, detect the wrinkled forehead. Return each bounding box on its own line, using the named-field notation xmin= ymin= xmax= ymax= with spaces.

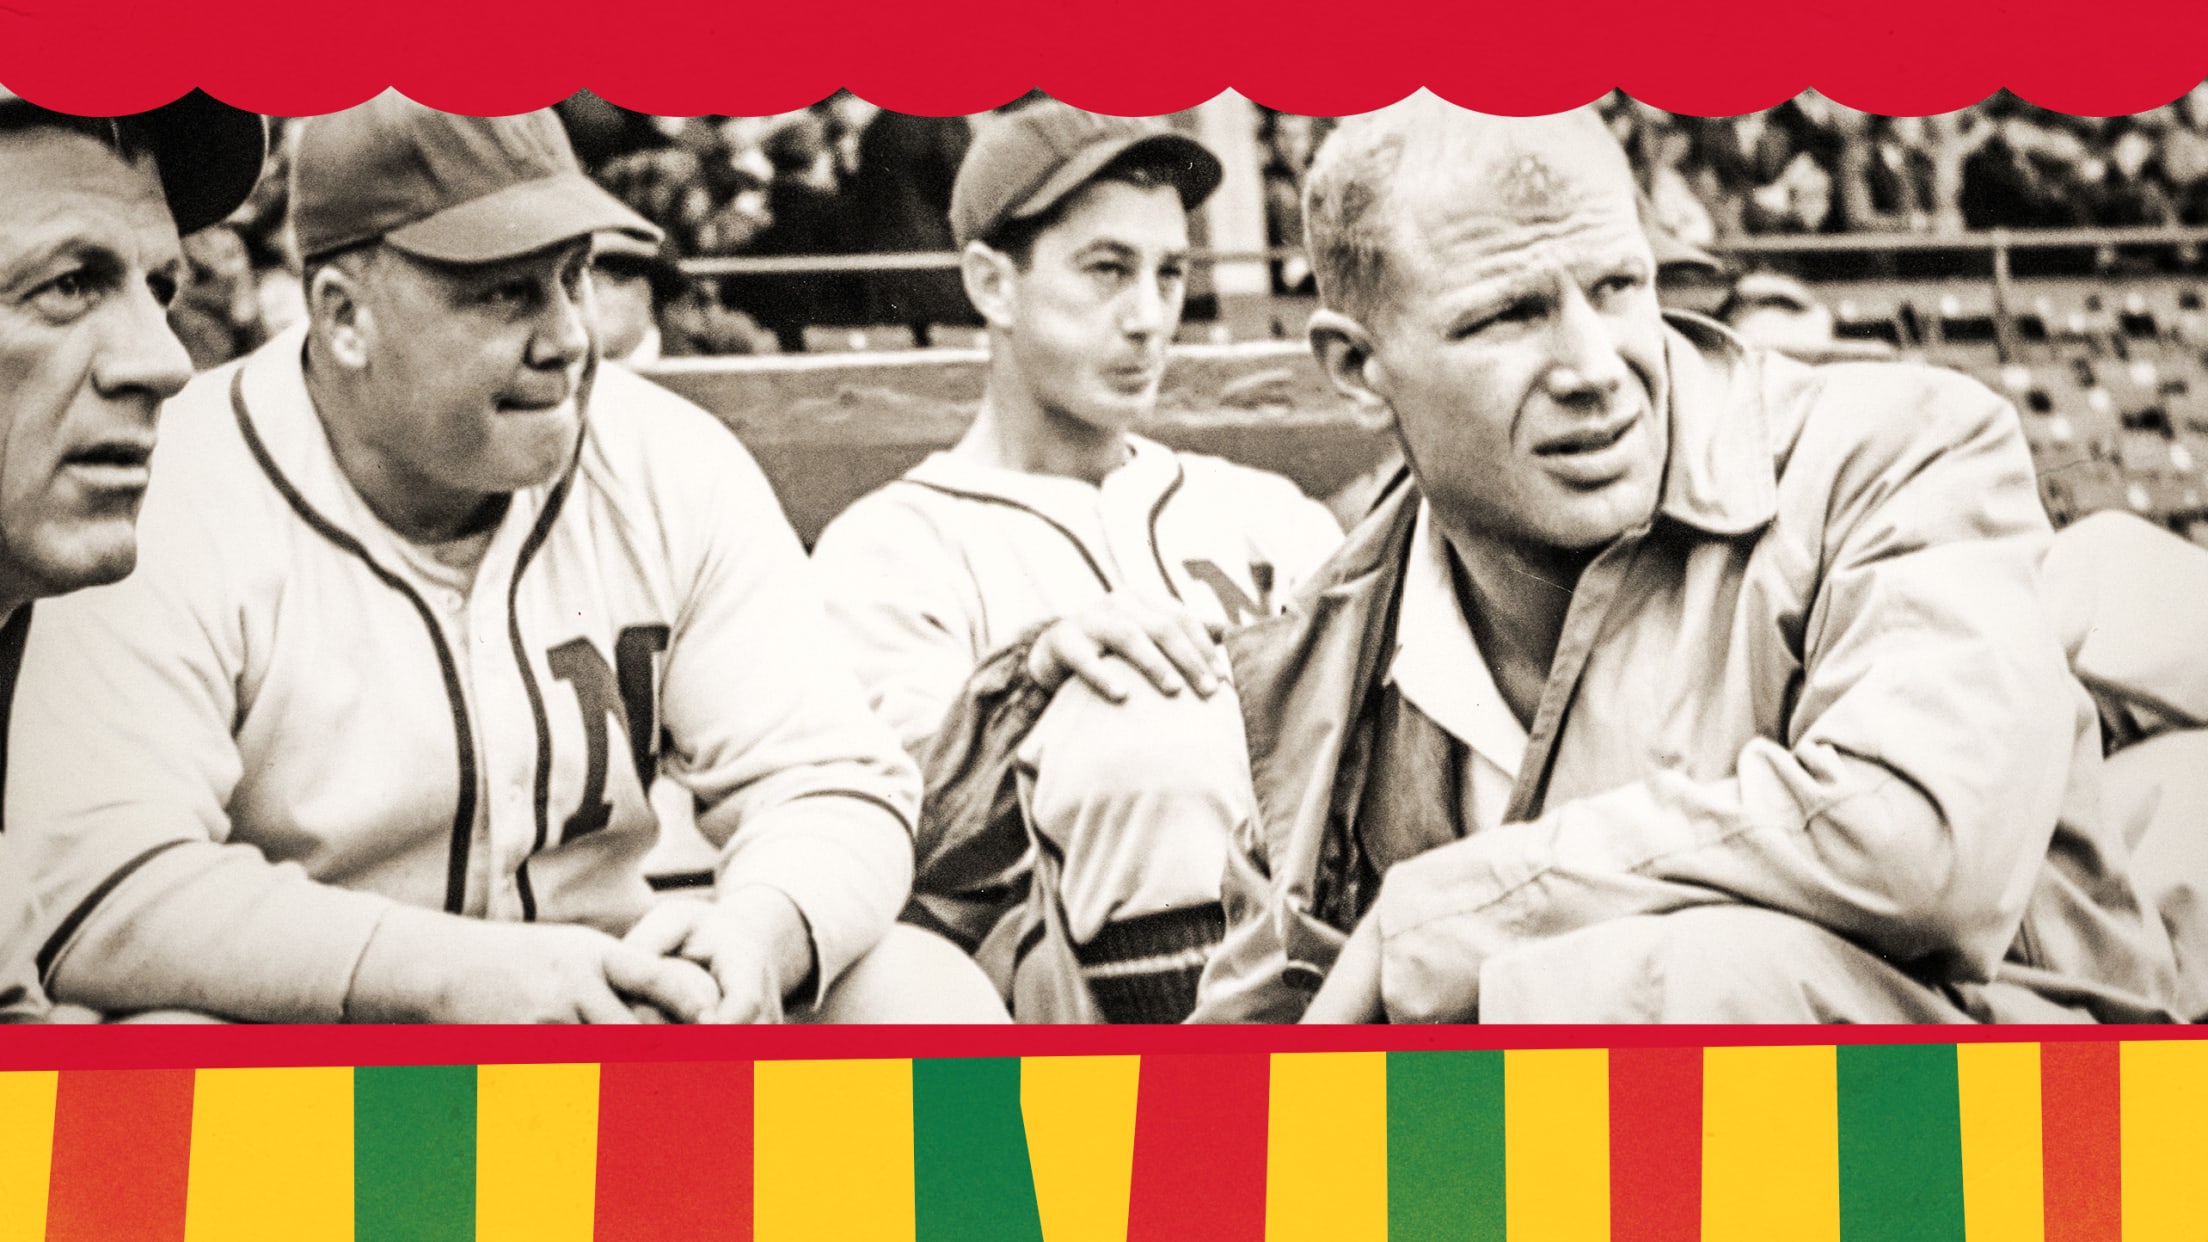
xmin=1386 ymin=111 xmax=1651 ymax=266
xmin=1393 ymin=110 xmax=1641 ymax=240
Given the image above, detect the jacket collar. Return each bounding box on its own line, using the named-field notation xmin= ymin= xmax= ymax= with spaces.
xmin=1652 ymin=312 xmax=1779 ymax=539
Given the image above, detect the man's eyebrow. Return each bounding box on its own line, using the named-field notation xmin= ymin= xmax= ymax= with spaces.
xmin=0 ymin=234 xmax=106 ymax=296
xmin=1070 ymin=238 xmax=1140 ymax=260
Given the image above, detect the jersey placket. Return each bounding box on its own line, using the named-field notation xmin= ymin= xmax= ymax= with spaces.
xmin=454 ymin=514 xmax=540 ymax=923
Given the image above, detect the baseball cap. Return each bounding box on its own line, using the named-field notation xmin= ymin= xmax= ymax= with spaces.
xmin=0 ymin=87 xmax=269 ymax=235
xmin=950 ymin=100 xmax=1224 ymax=248
xmin=290 ymin=91 xmax=661 ymax=265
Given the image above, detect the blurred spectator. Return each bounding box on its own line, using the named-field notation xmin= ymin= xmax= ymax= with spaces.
xmin=1260 ymin=109 xmax=1327 ymax=293
xmin=590 ymin=234 xmax=688 ymax=365
xmin=1714 ymin=271 xmax=1838 ymax=352
xmin=844 ymin=109 xmax=974 ymax=342
xmin=1616 ymin=100 xmax=1718 ymax=249
xmin=167 ymin=225 xmax=269 ymax=371
xmin=724 ymin=110 xmax=865 ymax=352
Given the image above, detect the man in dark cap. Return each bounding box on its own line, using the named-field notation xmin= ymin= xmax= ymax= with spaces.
xmin=12 ymin=92 xmax=1001 ymax=1024
xmin=814 ymin=101 xmax=1345 ymax=1021
xmin=1 ymin=87 xmax=269 ymax=1020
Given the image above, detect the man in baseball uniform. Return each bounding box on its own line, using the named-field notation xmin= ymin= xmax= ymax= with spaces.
xmin=9 ymin=92 xmax=1001 ymax=1023
xmin=0 ymin=89 xmax=267 ymax=1022
xmin=812 ymin=101 xmax=1343 ymax=1021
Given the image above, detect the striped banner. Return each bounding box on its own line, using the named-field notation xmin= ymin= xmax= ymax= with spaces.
xmin=0 ymin=1043 xmax=2203 ymax=1239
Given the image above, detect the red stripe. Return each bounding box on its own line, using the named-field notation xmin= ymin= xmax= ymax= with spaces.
xmin=594 ymin=1059 xmax=753 ymax=1241
xmin=44 ymin=1068 xmax=195 ymax=1242
xmin=1609 ymin=1045 xmax=1703 ymax=1242
xmin=2040 ymin=1039 xmax=2122 ymax=1242
xmin=1125 ymin=1053 xmax=1270 ymax=1242
xmin=0 ymin=1024 xmax=2187 ymax=1073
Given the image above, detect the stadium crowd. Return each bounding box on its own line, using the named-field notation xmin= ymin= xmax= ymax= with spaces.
xmin=163 ymin=86 xmax=2208 ymax=367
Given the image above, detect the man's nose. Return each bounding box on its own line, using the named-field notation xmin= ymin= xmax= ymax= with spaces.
xmin=1544 ymin=286 xmax=1630 ymax=406
xmin=1121 ymin=273 xmax=1171 ymax=338
xmin=92 ymin=284 xmax=194 ymax=407
xmin=530 ymin=281 xmax=593 ymax=368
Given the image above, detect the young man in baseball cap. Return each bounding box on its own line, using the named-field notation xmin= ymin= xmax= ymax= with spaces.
xmin=0 ymin=88 xmax=268 ymax=1021
xmin=812 ymin=100 xmax=1345 ymax=1021
xmin=12 ymin=92 xmax=1002 ymax=1023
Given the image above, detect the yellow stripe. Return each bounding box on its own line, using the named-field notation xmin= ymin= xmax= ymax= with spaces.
xmin=183 ymin=1067 xmax=353 ymax=1241
xmin=1266 ymin=1052 xmax=1387 ymax=1242
xmin=1956 ymin=1043 xmax=2044 ymax=1242
xmin=1505 ymin=1048 xmax=1610 ymax=1242
xmin=1020 ymin=1056 xmax=1141 ymax=1242
xmin=755 ymin=1059 xmax=915 ymax=1242
xmin=476 ymin=1062 xmax=600 ymax=1242
xmin=1702 ymin=1045 xmax=1840 ymax=1242
xmin=2120 ymin=1040 xmax=2208 ymax=1242
xmin=0 ymin=1071 xmax=58 ymax=1239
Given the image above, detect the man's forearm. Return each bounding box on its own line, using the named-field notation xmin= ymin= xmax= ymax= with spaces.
xmin=43 ymin=843 xmax=393 ymax=1022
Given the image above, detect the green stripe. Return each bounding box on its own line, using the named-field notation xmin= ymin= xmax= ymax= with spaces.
xmin=1837 ymin=1043 xmax=1966 ymax=1242
xmin=1388 ymin=1050 xmax=1505 ymax=1242
xmin=355 ymin=1064 xmax=476 ymax=1242
xmin=913 ymin=1057 xmax=1044 ymax=1242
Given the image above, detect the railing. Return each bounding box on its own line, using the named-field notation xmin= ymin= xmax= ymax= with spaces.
xmin=674 ymin=228 xmax=2208 ymax=362
xmin=676 ymin=228 xmax=2208 ymax=278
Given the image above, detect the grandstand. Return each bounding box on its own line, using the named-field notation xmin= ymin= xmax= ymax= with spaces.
xmin=647 ymin=227 xmax=2208 ymax=552
xmin=167 ymin=92 xmax=2208 ymax=547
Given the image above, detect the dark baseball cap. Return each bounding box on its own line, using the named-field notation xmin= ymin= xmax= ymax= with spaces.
xmin=0 ymin=87 xmax=269 ymax=236
xmin=950 ymin=100 xmax=1224 ymax=248
xmin=290 ymin=91 xmax=661 ymax=265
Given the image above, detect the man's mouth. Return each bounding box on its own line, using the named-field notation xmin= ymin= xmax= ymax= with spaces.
xmin=1533 ymin=418 xmax=1636 ymax=457
xmin=496 ymin=395 xmax=570 ymax=416
xmin=1103 ymin=363 xmax=1160 ymax=394
xmin=63 ymin=440 xmax=155 ymax=489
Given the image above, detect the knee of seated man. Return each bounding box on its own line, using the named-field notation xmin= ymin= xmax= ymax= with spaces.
xmin=805 ymin=924 xmax=1011 ymax=1024
xmin=1484 ymin=907 xmax=1939 ymax=1023
xmin=1019 ymin=674 xmax=1251 ymax=838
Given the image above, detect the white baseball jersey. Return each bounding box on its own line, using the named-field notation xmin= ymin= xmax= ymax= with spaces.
xmin=811 ymin=433 xmax=1345 ymax=754
xmin=7 ymin=326 xmax=919 ymax=1022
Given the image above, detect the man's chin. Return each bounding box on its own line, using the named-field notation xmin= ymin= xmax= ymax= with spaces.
xmin=21 ymin=536 xmax=138 ymax=600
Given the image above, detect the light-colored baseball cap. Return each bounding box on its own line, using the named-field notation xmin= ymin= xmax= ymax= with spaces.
xmin=950 ymin=100 xmax=1224 ymax=248
xmin=0 ymin=87 xmax=269 ymax=235
xmin=290 ymin=91 xmax=661 ymax=265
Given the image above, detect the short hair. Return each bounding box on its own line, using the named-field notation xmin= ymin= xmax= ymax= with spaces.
xmin=0 ymin=104 xmax=153 ymax=163
xmin=1302 ymin=96 xmax=1629 ymax=325
xmin=1300 ymin=105 xmax=1420 ymax=325
xmin=977 ymin=146 xmax=1189 ymax=270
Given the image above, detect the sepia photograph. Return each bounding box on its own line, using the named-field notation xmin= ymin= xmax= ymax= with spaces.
xmin=4 ymin=81 xmax=2207 ymax=1035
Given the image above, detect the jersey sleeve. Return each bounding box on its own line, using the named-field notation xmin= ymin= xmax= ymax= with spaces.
xmin=6 ymin=449 xmax=400 ymax=1022
xmin=654 ymin=424 xmax=922 ymax=999
xmin=810 ymin=489 xmax=987 ymax=756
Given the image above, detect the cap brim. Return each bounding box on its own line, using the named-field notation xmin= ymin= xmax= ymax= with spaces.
xmin=381 ymin=172 xmax=663 ymax=265
xmin=1001 ymin=130 xmax=1224 ymax=233
xmin=4 ymin=88 xmax=269 ymax=236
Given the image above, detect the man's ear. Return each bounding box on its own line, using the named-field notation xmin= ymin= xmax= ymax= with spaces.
xmin=961 ymin=240 xmax=1018 ymax=330
xmin=1309 ymin=307 xmax=1395 ymax=433
xmin=307 ymin=259 xmax=373 ymax=371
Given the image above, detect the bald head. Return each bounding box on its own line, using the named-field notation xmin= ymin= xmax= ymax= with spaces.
xmin=1303 ymin=96 xmax=1640 ymax=325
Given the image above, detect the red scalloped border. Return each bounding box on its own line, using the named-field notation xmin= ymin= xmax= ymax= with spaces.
xmin=2 ymin=0 xmax=2205 ymax=119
